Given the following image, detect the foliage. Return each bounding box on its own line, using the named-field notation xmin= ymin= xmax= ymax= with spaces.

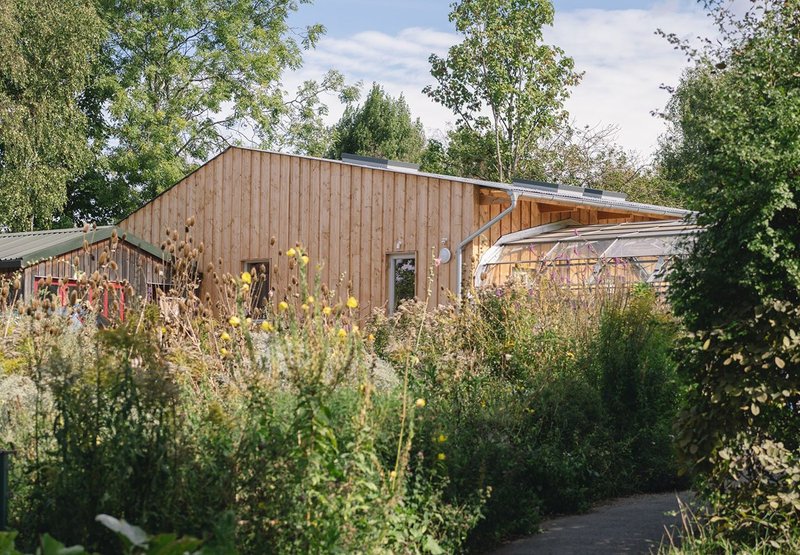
xmin=660 ymin=0 xmax=800 ymax=547
xmin=373 ymin=282 xmax=684 ymax=549
xmin=0 ymin=514 xmax=215 ymax=555
xmin=420 ymin=123 xmax=682 ymax=205
xmin=0 ymin=0 xmax=103 ymax=231
xmin=424 ymin=0 xmax=582 ymax=182
xmin=0 ymin=238 xmax=481 ymax=554
xmin=59 ymin=0 xmax=358 ymax=224
xmin=328 ymin=83 xmax=426 ymax=163
xmin=533 ymin=124 xmax=683 ymax=206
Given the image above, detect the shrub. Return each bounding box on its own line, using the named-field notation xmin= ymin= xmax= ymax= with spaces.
xmin=0 ymin=241 xmax=482 ymax=554
xmin=372 ymin=281 xmax=685 ymax=549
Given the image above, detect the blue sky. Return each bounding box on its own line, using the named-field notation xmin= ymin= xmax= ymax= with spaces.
xmin=287 ymin=1 xmax=719 ymax=156
xmin=293 ymin=1 xmax=664 ymax=36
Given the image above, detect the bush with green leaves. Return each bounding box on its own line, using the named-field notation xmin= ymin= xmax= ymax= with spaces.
xmin=373 ymin=281 xmax=685 ymax=549
xmin=0 ymin=245 xmax=481 ymax=554
xmin=660 ymin=0 xmax=800 ymax=547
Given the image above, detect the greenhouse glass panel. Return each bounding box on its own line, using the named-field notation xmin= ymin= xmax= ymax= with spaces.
xmin=475 ymin=219 xmax=701 ymax=291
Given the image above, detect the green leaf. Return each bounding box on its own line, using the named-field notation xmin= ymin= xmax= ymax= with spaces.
xmin=38 ymin=534 xmax=86 ymax=555
xmin=95 ymin=515 xmax=148 ymax=547
xmin=0 ymin=532 xmax=21 ymax=555
xmin=423 ymin=536 xmax=445 ymax=555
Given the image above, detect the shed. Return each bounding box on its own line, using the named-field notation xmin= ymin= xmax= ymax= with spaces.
xmin=0 ymin=226 xmax=168 ymax=317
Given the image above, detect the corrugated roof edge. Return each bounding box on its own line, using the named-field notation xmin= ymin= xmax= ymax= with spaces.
xmin=118 ymin=145 xmax=693 ymax=224
xmin=0 ymin=226 xmax=167 ymax=267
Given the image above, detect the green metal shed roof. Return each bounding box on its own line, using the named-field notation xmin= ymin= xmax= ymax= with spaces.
xmin=0 ymin=226 xmax=165 ymax=269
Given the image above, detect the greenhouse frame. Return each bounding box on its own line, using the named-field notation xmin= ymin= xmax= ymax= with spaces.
xmin=475 ymin=218 xmax=701 ymax=292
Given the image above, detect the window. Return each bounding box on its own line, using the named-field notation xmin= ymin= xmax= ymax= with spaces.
xmin=388 ymin=254 xmax=416 ymax=314
xmin=243 ymin=260 xmax=271 ymax=317
xmin=33 ymin=278 xmax=125 ymax=321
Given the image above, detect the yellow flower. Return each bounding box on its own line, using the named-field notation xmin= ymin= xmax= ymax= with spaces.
xmin=415 ymin=398 xmax=426 ymax=409
xmin=438 ymin=434 xmax=447 ymax=443
xmin=220 ymin=348 xmax=229 ymax=357
xmin=229 ymin=316 xmax=241 ymax=327
xmin=300 ymin=255 xmax=309 ymax=266
xmin=286 ymin=248 xmax=296 ymax=257
xmin=306 ymin=295 xmax=315 ymax=304
xmin=241 ymin=283 xmax=250 ymax=293
xmin=260 ymin=321 xmax=274 ymax=333
xmin=322 ymin=306 xmax=332 ymax=316
xmin=437 ymin=453 xmax=446 ymax=461
xmin=220 ymin=331 xmax=231 ymax=341
xmin=346 ymin=296 xmax=358 ymax=309
xmin=368 ymin=334 xmax=375 ymax=342
xmin=566 ymin=351 xmax=575 ymax=359
xmin=337 ymin=328 xmax=347 ymax=338
xmin=160 ymin=326 xmax=167 ymax=334
xmin=241 ymin=271 xmax=252 ymax=284
xmin=389 ymin=470 xmax=397 ymax=480
xmin=278 ymin=301 xmax=289 ymax=312
xmin=301 ymin=304 xmax=309 ymax=312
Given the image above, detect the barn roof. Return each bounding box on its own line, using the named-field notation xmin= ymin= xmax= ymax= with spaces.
xmin=0 ymin=226 xmax=165 ymax=270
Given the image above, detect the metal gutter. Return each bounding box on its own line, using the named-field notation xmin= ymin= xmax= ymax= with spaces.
xmin=456 ymin=191 xmax=520 ymax=300
xmin=503 ymin=187 xmax=692 ymax=218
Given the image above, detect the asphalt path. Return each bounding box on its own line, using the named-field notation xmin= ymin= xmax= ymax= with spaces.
xmin=489 ymin=491 xmax=691 ymax=555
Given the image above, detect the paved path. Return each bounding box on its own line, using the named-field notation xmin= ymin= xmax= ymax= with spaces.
xmin=489 ymin=491 xmax=691 ymax=555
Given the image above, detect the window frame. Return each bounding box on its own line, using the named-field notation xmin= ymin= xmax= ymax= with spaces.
xmin=33 ymin=277 xmax=125 ymax=320
xmin=242 ymin=259 xmax=271 ymax=316
xmin=387 ymin=252 xmax=417 ymax=315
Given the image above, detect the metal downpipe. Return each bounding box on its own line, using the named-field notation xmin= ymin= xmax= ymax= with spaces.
xmin=456 ymin=191 xmax=520 ymax=300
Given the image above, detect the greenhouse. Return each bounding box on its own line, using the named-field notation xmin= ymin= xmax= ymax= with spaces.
xmin=475 ymin=218 xmax=701 ymax=292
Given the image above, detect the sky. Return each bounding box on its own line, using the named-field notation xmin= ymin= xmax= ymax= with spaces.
xmin=286 ymin=1 xmax=723 ymax=158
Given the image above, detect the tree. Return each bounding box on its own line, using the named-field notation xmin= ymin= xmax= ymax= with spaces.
xmin=531 ymin=124 xmax=683 ymax=206
xmin=424 ymin=0 xmax=582 ymax=182
xmin=328 ymin=84 xmax=426 ymax=162
xmin=0 ymin=0 xmax=103 ymax=231
xmin=419 ymin=123 xmax=681 ymax=206
xmin=661 ymin=0 xmax=800 ymax=543
xmin=60 ymin=0 xmax=357 ymax=225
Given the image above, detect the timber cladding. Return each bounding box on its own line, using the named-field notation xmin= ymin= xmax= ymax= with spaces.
xmin=119 ymin=147 xmax=672 ymax=316
xmin=18 ymin=239 xmax=167 ymax=300
xmin=120 ymin=147 xmax=477 ymax=316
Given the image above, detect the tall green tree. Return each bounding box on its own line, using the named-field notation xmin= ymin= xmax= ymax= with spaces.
xmin=328 ymin=84 xmax=426 ymax=162
xmin=662 ymin=0 xmax=800 ymax=544
xmin=420 ymin=124 xmax=681 ymax=206
xmin=424 ymin=0 xmax=582 ymax=182
xmin=60 ymin=0 xmax=357 ymax=224
xmin=0 ymin=0 xmax=103 ymax=231
xmin=533 ymin=124 xmax=682 ymax=206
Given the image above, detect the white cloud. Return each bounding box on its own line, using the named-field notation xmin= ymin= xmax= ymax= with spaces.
xmin=546 ymin=3 xmax=717 ymax=154
xmin=284 ymin=1 xmax=719 ymax=157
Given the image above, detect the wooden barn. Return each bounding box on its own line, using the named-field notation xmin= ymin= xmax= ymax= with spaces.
xmin=0 ymin=226 xmax=168 ymax=318
xmin=119 ymin=147 xmax=692 ymax=317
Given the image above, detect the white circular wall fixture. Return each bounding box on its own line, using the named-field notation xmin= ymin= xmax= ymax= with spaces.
xmin=438 ymin=247 xmax=452 ymax=264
